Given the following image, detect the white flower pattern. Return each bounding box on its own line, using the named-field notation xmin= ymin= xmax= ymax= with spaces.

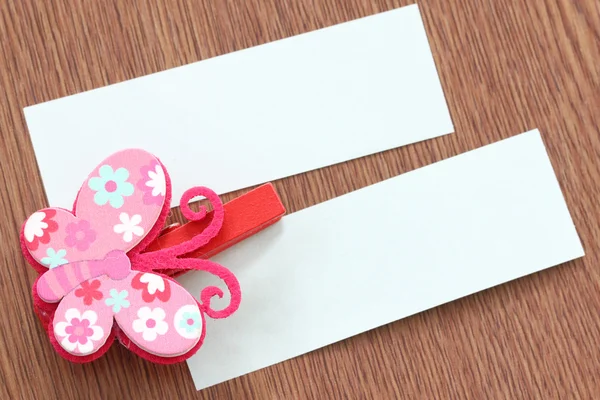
xmin=54 ymin=309 xmax=104 ymax=355
xmin=24 ymin=211 xmax=48 ymax=242
xmin=139 ymin=273 xmax=165 ymax=295
xmin=132 ymin=307 xmax=169 ymax=342
xmin=145 ymin=164 xmax=166 ymax=197
xmin=174 ymin=304 xmax=203 ymax=339
xmin=113 ymin=213 xmax=144 ymax=242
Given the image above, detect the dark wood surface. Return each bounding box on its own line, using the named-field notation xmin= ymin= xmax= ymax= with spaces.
xmin=1 ymin=0 xmax=599 ymax=398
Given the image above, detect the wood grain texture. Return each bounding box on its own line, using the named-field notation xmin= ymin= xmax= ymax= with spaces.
xmin=1 ymin=0 xmax=599 ymax=398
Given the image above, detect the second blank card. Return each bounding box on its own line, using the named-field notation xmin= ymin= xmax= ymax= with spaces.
xmin=179 ymin=130 xmax=583 ymax=390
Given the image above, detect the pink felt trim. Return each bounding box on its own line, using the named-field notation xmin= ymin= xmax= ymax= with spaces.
xmin=138 ymin=186 xmax=224 ymax=259
xmin=171 ymin=258 xmax=241 ymax=319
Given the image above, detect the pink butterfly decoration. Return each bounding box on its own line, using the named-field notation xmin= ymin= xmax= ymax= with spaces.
xmin=20 ymin=149 xmax=241 ymax=363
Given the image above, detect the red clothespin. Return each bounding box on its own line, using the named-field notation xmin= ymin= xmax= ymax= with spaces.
xmin=147 ymin=183 xmax=285 ymax=277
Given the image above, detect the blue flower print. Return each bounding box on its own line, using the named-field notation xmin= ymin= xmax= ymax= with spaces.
xmin=179 ymin=311 xmax=202 ymax=333
xmin=105 ymin=289 xmax=130 ymax=313
xmin=88 ymin=165 xmax=134 ymax=209
xmin=41 ymin=248 xmax=68 ymax=269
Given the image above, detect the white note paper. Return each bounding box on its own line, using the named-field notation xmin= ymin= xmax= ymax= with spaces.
xmin=178 ymin=129 xmax=583 ymax=390
xmin=24 ymin=4 xmax=452 ymax=208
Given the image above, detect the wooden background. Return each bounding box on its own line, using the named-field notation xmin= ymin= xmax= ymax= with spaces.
xmin=1 ymin=0 xmax=599 ymax=398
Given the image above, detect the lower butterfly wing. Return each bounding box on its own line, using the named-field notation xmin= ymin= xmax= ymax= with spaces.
xmin=113 ymin=271 xmax=205 ymax=359
xmin=51 ymin=276 xmax=115 ymax=358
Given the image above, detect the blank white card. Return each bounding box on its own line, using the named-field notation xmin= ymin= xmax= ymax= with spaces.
xmin=179 ymin=130 xmax=584 ymax=390
xmin=24 ymin=4 xmax=453 ymax=208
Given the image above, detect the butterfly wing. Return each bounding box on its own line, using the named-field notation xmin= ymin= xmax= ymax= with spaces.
xmin=22 ymin=149 xmax=171 ymax=360
xmin=22 ymin=149 xmax=168 ymax=269
xmin=112 ymin=271 xmax=205 ymax=360
xmin=73 ymin=149 xmax=169 ymax=256
xmin=51 ymin=276 xmax=115 ymax=358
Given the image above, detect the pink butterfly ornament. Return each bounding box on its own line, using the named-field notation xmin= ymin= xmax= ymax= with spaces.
xmin=20 ymin=149 xmax=241 ymax=364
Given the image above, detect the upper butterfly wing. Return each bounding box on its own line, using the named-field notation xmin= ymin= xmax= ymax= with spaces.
xmin=23 ymin=149 xmax=169 ymax=268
